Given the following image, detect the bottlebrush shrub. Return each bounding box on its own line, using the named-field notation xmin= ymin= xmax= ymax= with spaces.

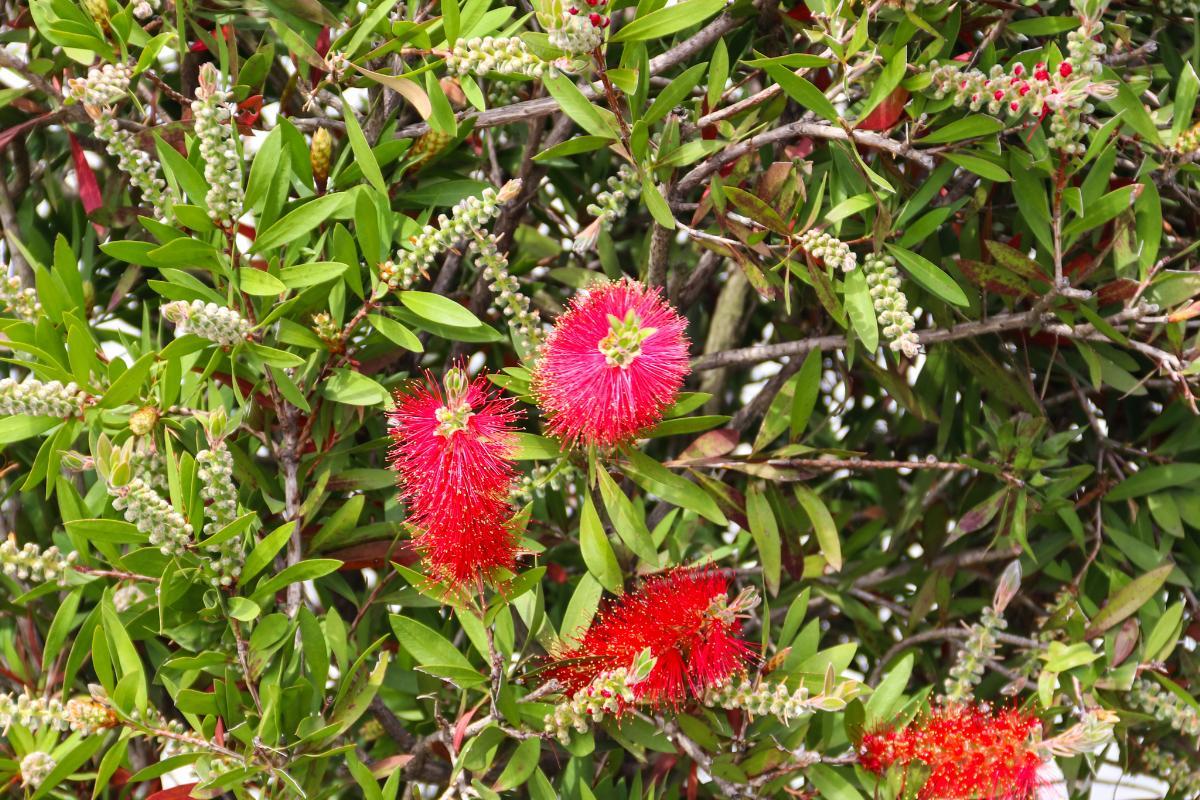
xmin=4 ymin=0 xmax=1200 ymax=797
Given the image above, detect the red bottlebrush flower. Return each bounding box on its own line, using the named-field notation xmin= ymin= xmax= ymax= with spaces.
xmin=542 ymin=568 xmax=754 ymax=710
xmin=860 ymin=704 xmax=1046 ymax=800
xmin=387 ymin=368 xmax=522 ymax=586
xmin=532 ymin=279 xmax=690 ymax=448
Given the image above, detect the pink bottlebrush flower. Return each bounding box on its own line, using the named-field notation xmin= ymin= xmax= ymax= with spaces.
xmin=532 ymin=278 xmax=690 ymax=448
xmin=387 ymin=368 xmax=522 ymax=586
xmin=860 ymin=704 xmax=1046 ymax=800
xmin=542 ymin=568 xmax=755 ymax=711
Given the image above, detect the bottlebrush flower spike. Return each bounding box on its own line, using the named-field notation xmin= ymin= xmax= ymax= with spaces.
xmin=532 ymin=278 xmax=690 ymax=448
xmin=860 ymin=704 xmax=1046 ymax=800
xmin=387 ymin=368 xmax=522 ymax=586
xmin=543 ymin=568 xmax=755 ymax=711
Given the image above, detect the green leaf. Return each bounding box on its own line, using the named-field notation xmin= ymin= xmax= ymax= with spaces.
xmin=367 ymin=313 xmax=423 ymax=351
xmin=864 ymin=653 xmax=912 ymax=725
xmin=1106 ymin=464 xmax=1200 ymax=501
xmin=794 ymin=485 xmax=841 ymax=572
xmin=64 ymin=519 xmax=147 ymax=544
xmin=399 ymin=290 xmax=484 ymax=328
xmin=944 ymin=152 xmax=1011 ymax=182
xmin=323 ymin=369 xmax=391 ymax=406
xmin=252 ymin=559 xmax=342 ymax=602
xmin=642 ymin=180 xmax=677 ymax=229
xmin=762 ymin=62 xmax=839 ymax=123
xmin=241 ymin=521 xmax=296 ymax=584
xmin=596 ymin=467 xmax=659 ymax=564
xmin=843 ymin=269 xmax=879 ymax=352
xmin=0 ymin=416 xmax=60 ymax=444
xmin=621 ymin=448 xmax=727 ymax=525
xmin=493 ymin=738 xmax=542 ymax=792
xmin=806 ymin=765 xmax=864 ymax=800
xmin=280 ymin=261 xmax=348 ymax=288
xmin=341 ymin=90 xmax=388 ymax=194
xmin=643 ymin=62 xmax=708 ymax=126
xmin=610 ymin=0 xmax=725 ymax=42
xmin=745 ymin=484 xmax=781 ymax=595
xmin=542 ymin=73 xmax=619 ymax=138
xmin=532 ymin=136 xmax=614 ymax=162
xmin=1064 ymin=184 xmax=1139 ymax=239
xmin=1144 ymin=601 xmax=1185 ymax=662
xmin=560 ymin=573 xmax=603 ymax=641
xmin=252 ymin=192 xmax=350 ymax=252
xmin=580 ymin=493 xmax=623 ymax=593
xmin=884 ymin=244 xmax=969 ymax=307
xmin=790 ymin=349 xmax=822 ymax=439
xmin=100 ymin=351 xmax=156 ymax=408
xmin=390 ymin=614 xmax=475 ymax=671
xmin=239 ymin=267 xmax=288 ymax=296
xmin=856 ymin=45 xmax=906 ymax=125
xmin=918 ymin=114 xmax=1003 ymax=144
xmin=1084 ymin=564 xmax=1174 ymax=638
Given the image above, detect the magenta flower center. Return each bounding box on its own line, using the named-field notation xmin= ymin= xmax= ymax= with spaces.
xmin=598 ymin=310 xmax=656 ymax=369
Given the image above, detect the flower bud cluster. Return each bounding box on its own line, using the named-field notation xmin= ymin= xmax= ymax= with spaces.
xmin=0 ymin=692 xmax=115 ymax=734
xmin=19 ymin=752 xmax=56 ymax=789
xmin=0 ymin=537 xmax=76 ymax=585
xmin=67 ymin=63 xmax=132 ymax=108
xmin=310 ymin=127 xmax=333 ymax=188
xmin=705 ymin=675 xmax=861 ymax=723
xmin=1175 ymin=121 xmax=1200 ymax=155
xmin=446 ymin=37 xmax=550 ymax=79
xmin=162 ymin=300 xmax=252 ymax=346
xmin=513 ymin=461 xmax=577 ymax=504
xmin=110 ymin=478 xmax=193 ymax=556
xmin=549 ymin=2 xmax=609 ymax=54
xmin=113 ymin=583 xmax=147 ymax=611
xmin=798 ymin=229 xmax=857 ymax=272
xmin=475 ymin=233 xmax=543 ymax=354
xmin=863 ymin=253 xmax=920 ymax=358
xmin=130 ymin=446 xmax=168 ymax=491
xmin=1140 ymin=744 xmax=1200 ymax=797
xmin=944 ymin=605 xmax=1007 ymax=702
xmin=380 ymin=180 xmax=522 ymax=293
xmin=0 ymin=275 xmax=41 ymax=321
xmin=0 ymin=377 xmax=89 ymax=417
xmin=131 ymin=0 xmax=159 ymax=19
xmin=1160 ymin=0 xmax=1200 ymax=13
xmin=926 ymin=19 xmax=1111 ymax=156
xmin=574 ymin=164 xmax=639 ymax=255
xmin=545 ymin=666 xmax=640 ymax=742
xmin=192 ymin=65 xmax=243 ymax=226
xmin=197 ymin=445 xmax=242 ymax=587
xmin=1131 ymin=678 xmax=1200 ymax=738
xmin=96 ymin=110 xmax=172 ymax=220
xmin=408 ymin=130 xmax=454 ymax=171
xmin=311 ymin=312 xmax=342 ymax=347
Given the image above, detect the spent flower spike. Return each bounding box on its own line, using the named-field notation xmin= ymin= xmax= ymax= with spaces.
xmin=388 ymin=368 xmax=523 ymax=586
xmin=533 ymin=278 xmax=690 ymax=447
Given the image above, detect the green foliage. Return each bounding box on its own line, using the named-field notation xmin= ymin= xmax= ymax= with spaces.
xmin=1 ymin=0 xmax=1199 ymax=797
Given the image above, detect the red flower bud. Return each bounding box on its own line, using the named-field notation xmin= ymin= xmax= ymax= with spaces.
xmin=1059 ymin=62 xmax=1073 ymax=77
xmin=589 ymin=11 xmax=602 ymax=26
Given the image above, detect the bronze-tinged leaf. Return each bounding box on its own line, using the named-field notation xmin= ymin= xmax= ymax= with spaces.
xmin=724 ymin=186 xmax=790 ymax=236
xmin=1112 ymin=617 xmax=1140 ymax=667
xmin=1096 ymin=278 xmax=1139 ymax=306
xmin=984 ymin=239 xmax=1048 ymax=281
xmin=677 ymin=428 xmax=740 ymax=462
xmin=959 ymin=259 xmax=1033 ymax=298
xmin=1168 ymin=298 xmax=1200 ymax=323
